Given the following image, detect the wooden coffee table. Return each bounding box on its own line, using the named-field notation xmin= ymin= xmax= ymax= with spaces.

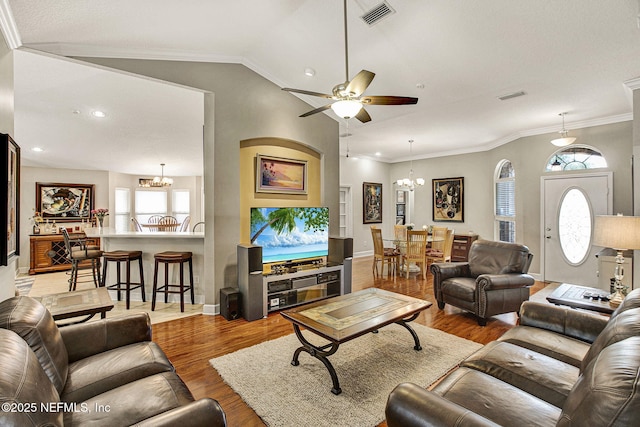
xmin=546 ymin=283 xmax=615 ymax=315
xmin=38 ymin=287 xmax=114 ymax=326
xmin=280 ymin=288 xmax=432 ymax=394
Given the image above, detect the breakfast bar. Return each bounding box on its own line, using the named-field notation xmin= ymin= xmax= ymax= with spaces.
xmin=84 ymin=228 xmax=205 ymax=307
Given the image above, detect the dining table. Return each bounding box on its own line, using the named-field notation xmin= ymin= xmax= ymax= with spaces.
xmin=383 ymin=234 xmax=445 ymax=275
xmin=140 ymin=223 xmax=181 ymax=231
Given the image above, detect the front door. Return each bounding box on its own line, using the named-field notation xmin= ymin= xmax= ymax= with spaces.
xmin=542 ymin=173 xmax=612 ymax=287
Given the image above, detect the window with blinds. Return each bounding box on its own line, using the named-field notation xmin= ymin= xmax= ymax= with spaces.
xmin=495 ymin=160 xmax=515 ymax=243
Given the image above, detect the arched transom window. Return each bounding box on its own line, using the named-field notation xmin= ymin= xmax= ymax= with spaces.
xmin=546 ymin=145 xmax=607 ymax=172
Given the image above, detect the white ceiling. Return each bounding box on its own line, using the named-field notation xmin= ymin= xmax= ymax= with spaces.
xmin=3 ymin=0 xmax=640 ymax=170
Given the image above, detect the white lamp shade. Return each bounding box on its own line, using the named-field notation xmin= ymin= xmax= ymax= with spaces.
xmin=550 ymin=136 xmax=576 ymax=147
xmin=331 ymin=100 xmax=362 ymax=119
xmin=593 ymin=215 xmax=640 ymax=250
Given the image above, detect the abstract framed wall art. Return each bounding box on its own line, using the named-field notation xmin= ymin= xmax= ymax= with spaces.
xmin=363 ymin=182 xmax=383 ymax=224
xmin=256 ymin=154 xmax=308 ymax=194
xmin=432 ymin=177 xmax=464 ymax=222
xmin=0 ymin=134 xmax=20 ymax=266
xmin=36 ymin=183 xmax=95 ymax=222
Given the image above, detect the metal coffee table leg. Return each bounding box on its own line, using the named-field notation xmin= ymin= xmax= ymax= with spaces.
xmin=290 ymin=324 xmax=342 ymax=395
xmin=395 ymin=312 xmax=422 ymax=350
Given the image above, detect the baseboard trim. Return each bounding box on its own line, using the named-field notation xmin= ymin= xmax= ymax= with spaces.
xmin=203 ymin=304 xmax=218 ymax=315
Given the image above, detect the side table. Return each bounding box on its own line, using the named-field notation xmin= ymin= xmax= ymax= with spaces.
xmin=546 ymin=283 xmax=615 ymax=315
xmin=37 ymin=287 xmax=114 ymax=326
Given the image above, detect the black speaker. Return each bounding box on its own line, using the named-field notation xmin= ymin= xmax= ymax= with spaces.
xmin=220 ymin=287 xmax=241 ymax=320
xmin=328 ymin=237 xmax=353 ymax=263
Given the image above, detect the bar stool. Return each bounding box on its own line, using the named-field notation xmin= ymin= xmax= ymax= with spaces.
xmin=101 ymin=250 xmax=145 ymax=310
xmin=152 ymin=251 xmax=194 ymax=312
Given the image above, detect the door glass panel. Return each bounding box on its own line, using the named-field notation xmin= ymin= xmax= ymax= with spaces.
xmin=558 ymin=188 xmax=592 ymax=265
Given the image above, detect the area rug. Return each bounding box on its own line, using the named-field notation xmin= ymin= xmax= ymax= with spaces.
xmin=210 ymin=323 xmax=482 ymax=427
xmin=15 ymin=277 xmax=34 ymax=296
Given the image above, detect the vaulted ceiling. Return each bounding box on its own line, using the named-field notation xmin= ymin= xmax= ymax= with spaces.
xmin=2 ymin=0 xmax=640 ymax=173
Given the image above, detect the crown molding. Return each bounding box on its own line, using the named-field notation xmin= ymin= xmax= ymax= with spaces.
xmin=385 ymin=113 xmax=633 ymax=163
xmin=0 ymin=0 xmax=21 ymax=49
xmin=22 ymin=42 xmax=244 ymax=64
xmin=624 ymin=76 xmax=640 ymax=91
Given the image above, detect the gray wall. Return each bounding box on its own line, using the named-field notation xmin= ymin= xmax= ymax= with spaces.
xmin=0 ymin=35 xmax=16 ymax=300
xmin=78 ymin=58 xmax=339 ymax=307
xmin=344 ymin=121 xmax=632 ymax=276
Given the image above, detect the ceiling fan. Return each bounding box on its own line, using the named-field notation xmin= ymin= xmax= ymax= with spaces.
xmin=282 ymin=0 xmax=418 ymax=123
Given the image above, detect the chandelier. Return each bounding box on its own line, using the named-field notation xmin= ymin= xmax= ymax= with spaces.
xmin=139 ymin=163 xmax=173 ymax=187
xmin=550 ymin=112 xmax=576 ymax=147
xmin=396 ymin=140 xmax=424 ymax=191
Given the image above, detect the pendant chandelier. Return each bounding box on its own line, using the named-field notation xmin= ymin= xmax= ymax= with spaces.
xmin=139 ymin=163 xmax=173 ymax=187
xmin=396 ymin=140 xmax=424 ymax=191
xmin=550 ymin=112 xmax=576 ymax=147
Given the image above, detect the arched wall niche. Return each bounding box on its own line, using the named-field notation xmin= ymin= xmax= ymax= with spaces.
xmin=239 ymin=137 xmax=323 ymax=243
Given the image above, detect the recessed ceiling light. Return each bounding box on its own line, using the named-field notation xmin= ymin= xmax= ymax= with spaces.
xmin=375 ymin=152 xmax=381 ymax=156
xmin=31 ymin=147 xmax=43 ymax=152
xmin=304 ymin=67 xmax=316 ymax=77
xmin=92 ymin=110 xmax=106 ymax=118
xmin=72 ymin=110 xmax=80 ymax=115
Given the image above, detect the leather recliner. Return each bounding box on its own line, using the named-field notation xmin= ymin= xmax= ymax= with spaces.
xmin=0 ymin=295 xmax=227 ymax=426
xmin=430 ymin=239 xmax=534 ymax=325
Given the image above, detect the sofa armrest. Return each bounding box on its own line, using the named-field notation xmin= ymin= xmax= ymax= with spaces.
xmin=476 ymin=273 xmax=535 ymax=291
xmin=519 ymin=301 xmax=609 ymax=343
xmin=59 ymin=313 xmax=152 ymax=362
xmin=133 ymin=398 xmax=227 ymax=427
xmin=430 ymin=262 xmax=471 ymax=282
xmin=385 ymin=383 xmax=500 ymax=427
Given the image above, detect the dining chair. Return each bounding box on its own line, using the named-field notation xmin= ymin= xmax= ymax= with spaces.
xmin=426 ymin=226 xmax=448 ymax=255
xmin=370 ymin=227 xmax=399 ymax=279
xmin=192 ymin=221 xmax=205 ymax=232
xmin=394 ymin=224 xmax=408 ymax=242
xmin=405 ymin=230 xmax=428 ymax=279
xmin=179 ymin=216 xmax=191 ymax=232
xmin=426 ymin=228 xmax=454 ymax=267
xmin=147 ymin=215 xmax=163 ymax=232
xmin=159 ymin=216 xmax=179 ymax=232
xmin=131 ymin=217 xmax=143 ymax=232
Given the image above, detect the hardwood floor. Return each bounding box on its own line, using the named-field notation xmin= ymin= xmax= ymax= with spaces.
xmin=152 ymin=257 xmax=548 ymax=427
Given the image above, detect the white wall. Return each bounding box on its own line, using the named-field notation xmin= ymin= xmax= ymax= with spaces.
xmin=339 ymin=156 xmax=392 ymax=257
xmin=0 ymin=35 xmax=16 ymax=300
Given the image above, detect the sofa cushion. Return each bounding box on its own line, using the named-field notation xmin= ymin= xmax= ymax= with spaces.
xmin=558 ymin=336 xmax=640 ymax=426
xmin=432 ymin=367 xmax=560 ymax=427
xmin=581 ymin=307 xmax=640 ymax=372
xmin=468 ymin=240 xmax=530 ymax=277
xmin=0 ymin=296 xmax=69 ymax=394
xmin=61 ymin=341 xmax=174 ymax=403
xmin=0 ymin=329 xmax=62 ymax=427
xmin=441 ymin=277 xmax=476 ymax=302
xmin=461 ymin=341 xmax=579 ymax=407
xmin=498 ymin=325 xmax=591 ymax=368
xmin=63 ymin=371 xmax=194 ymax=426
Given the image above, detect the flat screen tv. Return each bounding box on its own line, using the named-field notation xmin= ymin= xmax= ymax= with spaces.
xmin=250 ymin=207 xmax=329 ymax=264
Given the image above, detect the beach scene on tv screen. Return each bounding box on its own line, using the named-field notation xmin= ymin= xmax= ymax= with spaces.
xmin=250 ymin=207 xmax=329 ymax=263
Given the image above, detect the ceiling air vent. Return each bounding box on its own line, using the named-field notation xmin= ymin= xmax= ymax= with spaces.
xmin=498 ymin=91 xmax=526 ymax=101
xmin=360 ymin=1 xmax=396 ymax=26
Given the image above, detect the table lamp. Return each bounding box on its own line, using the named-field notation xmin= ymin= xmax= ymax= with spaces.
xmin=592 ymin=214 xmax=640 ymax=306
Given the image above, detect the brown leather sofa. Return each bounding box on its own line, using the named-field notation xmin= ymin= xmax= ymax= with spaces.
xmin=431 ymin=239 xmax=535 ymax=325
xmin=385 ymin=289 xmax=640 ymax=426
xmin=0 ymin=295 xmax=226 ymax=426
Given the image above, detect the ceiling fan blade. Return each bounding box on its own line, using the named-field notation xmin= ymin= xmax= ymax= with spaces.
xmin=299 ymin=104 xmax=332 ymax=117
xmin=344 ymin=70 xmax=375 ymax=97
xmin=361 ymin=96 xmax=419 ymax=105
xmin=355 ymin=107 xmax=372 ymax=123
xmin=282 ymin=88 xmax=334 ymax=99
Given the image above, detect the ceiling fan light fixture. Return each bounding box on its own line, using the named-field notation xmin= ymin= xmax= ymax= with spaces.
xmin=331 ymin=99 xmax=362 ymax=119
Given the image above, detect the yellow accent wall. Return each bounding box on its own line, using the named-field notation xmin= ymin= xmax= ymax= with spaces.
xmin=240 ymin=137 xmax=322 ymax=243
